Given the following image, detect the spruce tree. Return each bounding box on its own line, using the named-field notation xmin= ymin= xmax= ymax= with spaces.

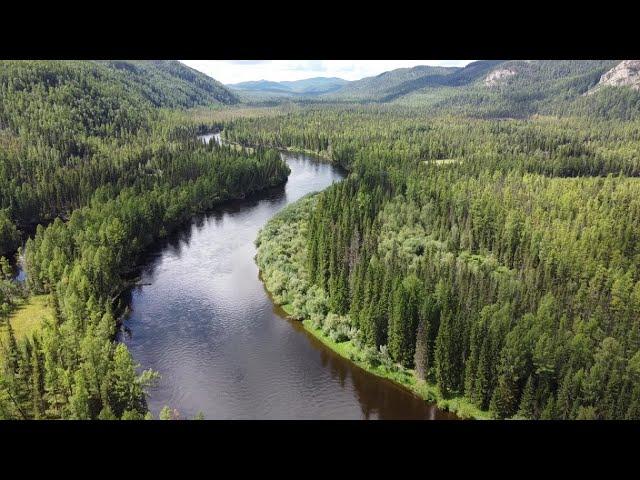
xmin=490 ymin=374 xmax=518 ymax=419
xmin=517 ymin=375 xmax=536 ymax=419
xmin=435 ymin=312 xmax=455 ymax=396
xmin=414 ymin=318 xmax=430 ymax=380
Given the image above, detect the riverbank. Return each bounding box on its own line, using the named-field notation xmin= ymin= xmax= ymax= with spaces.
xmin=298 ymin=317 xmax=490 ymax=420
xmin=122 ymin=151 xmax=398 ymax=419
xmin=221 ymin=135 xmax=334 ymax=163
xmin=114 ymin=174 xmax=291 ymax=325
xmin=255 ymin=194 xmax=492 ymax=420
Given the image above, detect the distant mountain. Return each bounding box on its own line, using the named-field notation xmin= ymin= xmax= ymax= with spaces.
xmin=228 ymin=77 xmax=349 ymax=97
xmin=322 ymin=65 xmax=464 ymax=102
xmin=280 ymin=77 xmax=349 ymax=94
xmin=228 ymin=79 xmax=292 ymax=94
xmin=208 ymin=60 xmax=640 ymax=119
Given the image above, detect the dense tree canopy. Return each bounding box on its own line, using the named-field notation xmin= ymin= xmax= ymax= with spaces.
xmin=248 ymin=106 xmax=640 ymax=419
xmin=3 ymin=60 xmax=640 ymax=420
xmin=0 ymin=61 xmax=288 ymax=419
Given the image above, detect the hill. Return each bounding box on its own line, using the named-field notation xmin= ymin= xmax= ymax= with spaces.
xmin=97 ymin=60 xmax=239 ymax=107
xmin=228 ymin=76 xmax=349 ymax=99
xmin=231 ymin=60 xmax=638 ymax=120
xmin=321 ymin=65 xmax=464 ymax=102
xmin=392 ymin=60 xmax=640 ymax=119
xmin=0 ymin=60 xmax=237 ymax=255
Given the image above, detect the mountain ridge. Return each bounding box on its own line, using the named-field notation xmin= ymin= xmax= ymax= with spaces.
xmin=228 ymin=76 xmax=349 ymax=95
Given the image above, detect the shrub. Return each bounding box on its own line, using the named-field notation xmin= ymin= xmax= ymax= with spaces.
xmin=363 ymin=345 xmax=381 ymax=368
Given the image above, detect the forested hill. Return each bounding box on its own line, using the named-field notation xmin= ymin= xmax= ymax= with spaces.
xmin=0 ymin=60 xmax=289 ymax=420
xmin=321 ymin=64 xmax=463 ymax=102
xmin=394 ymin=60 xmax=631 ymax=118
xmin=0 ymin=60 xmax=236 ymax=256
xmin=95 ymin=60 xmax=239 ymax=107
xmin=305 ymin=60 xmax=640 ymax=120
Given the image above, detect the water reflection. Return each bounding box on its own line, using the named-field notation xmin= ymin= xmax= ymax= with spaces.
xmin=119 ymin=145 xmax=457 ymax=420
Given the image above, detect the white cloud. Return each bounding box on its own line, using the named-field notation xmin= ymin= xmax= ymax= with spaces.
xmin=180 ymin=60 xmax=474 ymax=84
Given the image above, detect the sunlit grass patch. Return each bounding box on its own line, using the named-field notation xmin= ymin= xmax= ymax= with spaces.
xmin=3 ymin=294 xmax=52 ymax=340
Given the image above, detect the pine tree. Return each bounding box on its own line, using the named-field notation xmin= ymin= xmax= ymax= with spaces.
xmin=540 ymin=395 xmax=557 ymax=420
xmin=69 ymin=370 xmax=91 ymax=420
xmin=474 ymin=343 xmax=493 ymax=409
xmin=556 ymin=369 xmax=576 ymax=419
xmin=159 ymin=405 xmax=172 ymax=420
xmin=110 ymin=343 xmax=144 ymax=417
xmin=0 ymin=321 xmax=29 ymax=418
xmin=98 ymin=404 xmax=117 ymax=420
xmin=30 ymin=339 xmax=45 ymax=419
xmin=625 ymin=386 xmax=640 ymax=419
xmin=388 ymin=278 xmax=406 ymax=365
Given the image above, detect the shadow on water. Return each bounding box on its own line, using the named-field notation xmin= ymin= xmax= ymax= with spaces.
xmin=277 ymin=304 xmax=458 ymax=420
xmin=120 ymin=181 xmax=289 ymax=301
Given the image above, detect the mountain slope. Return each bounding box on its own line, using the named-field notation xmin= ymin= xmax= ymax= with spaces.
xmin=0 ymin=60 xmax=236 ymax=143
xmin=394 ymin=60 xmax=637 ymax=118
xmin=323 ymin=65 xmax=461 ymax=102
xmin=98 ymin=60 xmax=239 ymax=107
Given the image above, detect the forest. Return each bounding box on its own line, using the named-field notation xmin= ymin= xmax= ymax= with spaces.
xmin=247 ymin=106 xmax=640 ymax=419
xmin=0 ymin=61 xmax=288 ymax=419
xmin=2 ymin=60 xmax=640 ymax=420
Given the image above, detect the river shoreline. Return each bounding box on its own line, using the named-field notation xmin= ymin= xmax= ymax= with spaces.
xmin=114 ymin=176 xmax=290 ymax=329
xmin=255 ymin=195 xmax=492 ymax=420
xmin=219 ymin=135 xmax=336 ymax=165
xmin=123 ymin=146 xmax=446 ymax=419
xmin=262 ymin=274 xmax=490 ymax=420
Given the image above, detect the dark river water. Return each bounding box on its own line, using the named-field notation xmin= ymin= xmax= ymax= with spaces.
xmin=117 ymin=133 xmax=457 ymax=420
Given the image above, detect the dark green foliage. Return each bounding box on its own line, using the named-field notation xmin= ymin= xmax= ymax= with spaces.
xmin=4 ymin=60 xmax=640 ymax=420
xmin=0 ymin=210 xmax=20 ymax=257
xmin=0 ymin=60 xmax=237 ymax=251
xmin=97 ymin=60 xmax=239 ymax=107
xmin=226 ymin=104 xmax=640 ymax=419
xmin=0 ymin=61 xmax=289 ymax=419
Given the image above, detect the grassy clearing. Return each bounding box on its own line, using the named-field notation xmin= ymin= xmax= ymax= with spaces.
xmin=300 ymin=318 xmax=491 ymax=420
xmin=422 ymin=158 xmax=463 ymax=166
xmin=2 ymin=294 xmax=52 ymax=340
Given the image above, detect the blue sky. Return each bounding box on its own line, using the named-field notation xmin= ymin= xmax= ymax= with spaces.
xmin=180 ymin=60 xmax=473 ymax=84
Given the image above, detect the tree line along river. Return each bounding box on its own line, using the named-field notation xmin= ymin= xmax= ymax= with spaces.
xmin=110 ymin=132 xmax=459 ymax=419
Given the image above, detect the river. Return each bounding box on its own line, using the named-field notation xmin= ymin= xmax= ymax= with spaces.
xmin=116 ymin=133 xmax=457 ymax=419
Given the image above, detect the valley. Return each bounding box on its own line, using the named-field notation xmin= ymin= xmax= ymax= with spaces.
xmin=1 ymin=59 xmax=640 ymax=420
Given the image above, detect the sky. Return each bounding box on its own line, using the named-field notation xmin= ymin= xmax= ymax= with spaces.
xmin=179 ymin=60 xmax=474 ymax=85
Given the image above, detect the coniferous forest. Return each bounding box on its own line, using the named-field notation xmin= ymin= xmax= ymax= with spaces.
xmin=2 ymin=59 xmax=640 ymax=420
xmin=245 ymin=106 xmax=640 ymax=419
xmin=0 ymin=60 xmax=288 ymax=419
